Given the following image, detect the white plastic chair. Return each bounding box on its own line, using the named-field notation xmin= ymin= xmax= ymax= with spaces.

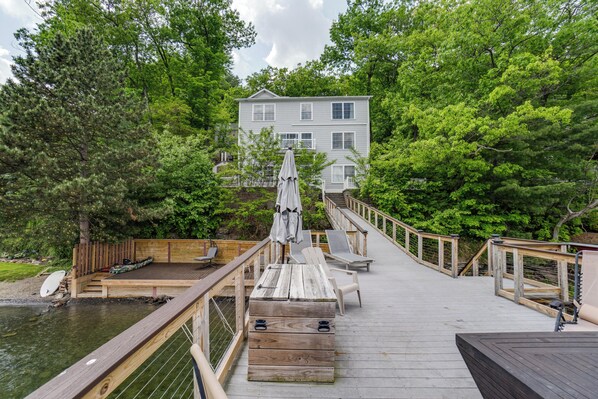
xmin=302 ymin=247 xmax=361 ymax=315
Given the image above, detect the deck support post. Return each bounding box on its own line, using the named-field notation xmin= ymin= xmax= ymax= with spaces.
xmin=438 ymin=239 xmax=444 ymax=272
xmin=513 ymin=248 xmax=524 ymax=303
xmin=254 ymin=255 xmax=261 ymax=285
xmin=473 ymin=259 xmax=479 ymax=277
xmin=558 ymin=244 xmax=569 ymax=302
xmin=493 ymin=240 xmax=504 ymax=295
xmin=235 ymin=268 xmax=246 ymax=337
xmin=405 ymin=230 xmax=410 ymax=255
xmin=382 ymin=217 xmax=386 ymax=235
xmin=488 ymin=234 xmax=500 ymax=276
xmin=201 ymin=293 xmax=210 ymax=360
xmin=451 ymin=235 xmax=459 ymax=278
xmin=417 ymin=231 xmax=423 ymax=260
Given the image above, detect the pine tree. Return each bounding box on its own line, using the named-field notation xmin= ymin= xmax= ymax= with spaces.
xmin=0 ymin=28 xmax=155 ymax=246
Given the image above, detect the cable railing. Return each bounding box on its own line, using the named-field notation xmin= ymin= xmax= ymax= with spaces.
xmin=345 ymin=195 xmax=459 ymax=277
xmin=27 ymin=237 xmax=276 ymax=399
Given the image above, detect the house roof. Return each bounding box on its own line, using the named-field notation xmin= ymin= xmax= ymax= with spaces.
xmin=238 ymin=89 xmax=372 ymax=102
xmin=248 ymin=88 xmax=280 ymax=99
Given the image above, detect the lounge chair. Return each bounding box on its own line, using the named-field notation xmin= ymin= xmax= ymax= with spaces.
xmin=551 ymin=250 xmax=598 ymax=331
xmin=289 ymin=230 xmax=312 ymax=263
xmin=302 ymin=247 xmax=361 ymax=315
xmin=190 ymin=344 xmax=228 ymax=399
xmin=194 ymin=246 xmax=218 ymax=268
xmin=325 ymin=230 xmax=374 ymax=271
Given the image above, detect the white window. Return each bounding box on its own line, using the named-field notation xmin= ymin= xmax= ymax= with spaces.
xmin=331 ymin=132 xmax=355 ymax=150
xmin=332 ymin=165 xmax=356 ymax=183
xmin=280 ymin=132 xmax=314 ymax=149
xmin=331 ymin=102 xmax=354 ymax=119
xmin=300 ymin=103 xmax=312 ymax=120
xmin=252 ymin=104 xmax=275 ymax=121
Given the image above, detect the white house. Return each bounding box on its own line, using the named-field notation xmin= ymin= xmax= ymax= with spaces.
xmin=237 ymin=89 xmax=371 ymax=193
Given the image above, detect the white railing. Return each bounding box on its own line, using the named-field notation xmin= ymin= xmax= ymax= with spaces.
xmin=280 ymin=138 xmax=316 ymax=150
xmin=343 ymin=176 xmax=356 ymax=190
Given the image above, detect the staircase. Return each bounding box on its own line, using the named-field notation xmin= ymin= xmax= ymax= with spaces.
xmin=77 ymin=273 xmax=109 ymax=298
xmin=326 ymin=193 xmax=347 ymax=208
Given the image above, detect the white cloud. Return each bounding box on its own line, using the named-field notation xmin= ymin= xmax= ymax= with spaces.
xmin=232 ymin=0 xmax=344 ymax=77
xmin=0 ymin=0 xmax=41 ymax=24
xmin=0 ymin=46 xmax=13 ymax=83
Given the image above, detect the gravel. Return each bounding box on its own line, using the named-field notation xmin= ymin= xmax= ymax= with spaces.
xmin=0 ymin=276 xmax=54 ymax=304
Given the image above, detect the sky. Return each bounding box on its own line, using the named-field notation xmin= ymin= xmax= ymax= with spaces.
xmin=0 ymin=0 xmax=347 ymax=83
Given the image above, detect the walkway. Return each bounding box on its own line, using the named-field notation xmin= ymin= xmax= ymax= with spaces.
xmin=224 ymin=210 xmax=553 ymax=398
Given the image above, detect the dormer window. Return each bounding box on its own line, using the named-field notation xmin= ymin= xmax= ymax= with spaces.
xmin=331 ymin=102 xmax=354 ymax=119
xmin=300 ymin=103 xmax=312 ymax=120
xmin=253 ymin=104 xmax=275 ymax=121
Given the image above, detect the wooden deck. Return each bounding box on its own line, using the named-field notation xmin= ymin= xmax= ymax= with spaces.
xmin=224 ymin=209 xmax=554 ymax=398
xmin=105 ymin=262 xmax=223 ymax=280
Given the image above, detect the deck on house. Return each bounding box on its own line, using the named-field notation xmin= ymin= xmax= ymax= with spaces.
xmin=224 ymin=209 xmax=554 ymax=399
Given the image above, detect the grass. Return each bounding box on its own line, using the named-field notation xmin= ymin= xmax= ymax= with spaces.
xmin=0 ymin=262 xmax=67 ymax=282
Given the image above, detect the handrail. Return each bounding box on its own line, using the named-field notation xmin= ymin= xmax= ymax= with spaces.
xmin=338 ymin=207 xmax=368 ymax=234
xmin=27 ymin=237 xmax=272 ymax=399
xmin=490 ymin=239 xmax=579 ymax=320
xmin=345 ymin=194 xmax=459 ymax=277
xmin=459 ymin=236 xmax=598 ymax=277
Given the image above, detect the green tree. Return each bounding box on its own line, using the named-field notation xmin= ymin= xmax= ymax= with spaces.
xmin=218 ymin=128 xmax=333 ymax=239
xmin=34 ymin=0 xmax=256 ymax=136
xmin=137 ymin=132 xmax=223 ymax=239
xmin=352 ymin=0 xmax=597 ymax=239
xmin=0 ymin=28 xmax=155 ymax=247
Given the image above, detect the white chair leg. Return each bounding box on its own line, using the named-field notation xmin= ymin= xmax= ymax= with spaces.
xmin=337 ymin=291 xmax=345 ymax=315
xmin=357 ymin=290 xmax=362 ymax=307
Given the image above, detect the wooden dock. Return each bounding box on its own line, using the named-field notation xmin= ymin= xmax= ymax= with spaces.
xmin=224 ymin=209 xmax=554 ymax=398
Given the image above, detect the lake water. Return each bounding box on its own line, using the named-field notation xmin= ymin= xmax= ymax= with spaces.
xmin=0 ymin=301 xmax=157 ymax=398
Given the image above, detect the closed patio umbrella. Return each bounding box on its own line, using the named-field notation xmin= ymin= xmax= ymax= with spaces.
xmin=270 ymin=148 xmax=303 ymax=262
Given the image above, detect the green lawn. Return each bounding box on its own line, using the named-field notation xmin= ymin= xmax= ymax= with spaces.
xmin=0 ymin=262 xmax=65 ymax=282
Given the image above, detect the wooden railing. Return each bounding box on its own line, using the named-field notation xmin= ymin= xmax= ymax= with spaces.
xmin=345 ymin=195 xmax=459 ymax=277
xmin=28 ymin=238 xmax=276 ymax=399
xmin=72 ymin=238 xmax=259 ymax=278
xmin=490 ymin=239 xmax=577 ymax=319
xmin=460 ymin=236 xmax=565 ymax=277
xmin=72 ymin=239 xmax=135 ymax=278
xmin=462 ymin=237 xmax=598 ymax=318
xmin=324 ymin=195 xmax=368 ymax=256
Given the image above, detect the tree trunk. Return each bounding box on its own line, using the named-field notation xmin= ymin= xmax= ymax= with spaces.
xmin=552 ymin=198 xmax=598 ymax=240
xmin=79 ymin=212 xmax=90 ymax=244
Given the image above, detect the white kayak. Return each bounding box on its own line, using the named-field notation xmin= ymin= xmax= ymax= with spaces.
xmin=40 ymin=270 xmax=66 ymax=297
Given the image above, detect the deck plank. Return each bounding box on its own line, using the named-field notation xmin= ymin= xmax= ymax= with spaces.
xmin=225 ymin=209 xmax=553 ymax=398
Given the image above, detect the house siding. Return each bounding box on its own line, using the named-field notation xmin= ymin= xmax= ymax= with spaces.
xmin=238 ymin=95 xmax=370 ymax=192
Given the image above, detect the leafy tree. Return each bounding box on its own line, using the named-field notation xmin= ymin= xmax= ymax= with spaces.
xmin=136 ymin=132 xmax=223 ymax=239
xmin=34 ymin=0 xmax=256 ymax=137
xmin=218 ymin=128 xmax=333 ymax=239
xmin=0 ymin=28 xmax=155 ymax=246
xmin=351 ymin=0 xmax=597 ymax=239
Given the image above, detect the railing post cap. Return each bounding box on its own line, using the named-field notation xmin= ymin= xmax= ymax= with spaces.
xmin=491 ymin=234 xmax=501 ymax=238
xmin=493 ymin=239 xmax=504 ymax=244
xmin=450 ymin=234 xmax=460 ymax=238
xmin=417 ymin=229 xmax=424 ymax=233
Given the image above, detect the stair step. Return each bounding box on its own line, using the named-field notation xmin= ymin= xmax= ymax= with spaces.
xmin=77 ymin=292 xmax=102 ymax=298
